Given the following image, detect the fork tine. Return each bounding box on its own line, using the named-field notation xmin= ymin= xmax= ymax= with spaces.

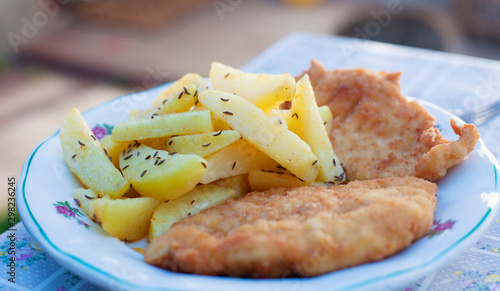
xmin=476 ymin=110 xmax=500 ymax=125
xmin=461 ymin=99 xmax=500 ymax=125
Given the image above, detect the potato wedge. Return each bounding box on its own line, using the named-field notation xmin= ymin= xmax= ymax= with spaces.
xmin=200 ymin=139 xmax=278 ymax=184
xmin=100 ymin=136 xmax=164 ymax=168
xmin=271 ymin=105 xmax=333 ymax=133
xmin=152 ymin=73 xmax=208 ymax=108
xmin=270 ymin=108 xmax=291 ymax=124
xmin=60 ymin=108 xmax=129 ymax=198
xmin=119 ymin=144 xmax=206 ymax=201
xmin=157 ymin=83 xmax=201 ymax=114
xmin=99 ymin=135 xmax=130 ymax=169
xmin=163 ymin=130 xmax=241 ymax=157
xmin=211 ymin=174 xmax=251 ymax=198
xmin=209 ymin=62 xmax=296 ymax=112
xmin=290 ymin=75 xmax=346 ymax=183
xmin=91 ymin=196 xmax=159 ymax=241
xmin=191 ymin=104 xmax=232 ymax=130
xmin=318 ymin=105 xmax=333 ymax=133
xmin=148 ymin=184 xmax=237 ymax=241
xmin=111 ymin=110 xmax=213 ymax=142
xmin=73 ymin=188 xmax=98 ymax=219
xmin=138 ymin=138 xmax=164 ymax=150
xmin=199 ymin=90 xmax=319 ymax=182
xmin=247 ymin=170 xmax=312 ymax=191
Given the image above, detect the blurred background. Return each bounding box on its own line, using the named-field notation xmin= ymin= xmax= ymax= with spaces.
xmin=1 ymin=0 xmax=500 ymax=231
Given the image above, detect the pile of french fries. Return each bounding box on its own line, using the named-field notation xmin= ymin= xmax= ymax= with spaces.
xmin=60 ymin=62 xmax=346 ymax=243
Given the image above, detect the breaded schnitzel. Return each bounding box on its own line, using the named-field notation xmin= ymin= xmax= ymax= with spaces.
xmin=144 ymin=176 xmax=437 ymax=278
xmin=302 ymin=60 xmax=480 ymax=181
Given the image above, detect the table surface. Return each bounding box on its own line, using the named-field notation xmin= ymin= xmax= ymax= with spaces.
xmin=3 ymin=32 xmax=500 ymax=291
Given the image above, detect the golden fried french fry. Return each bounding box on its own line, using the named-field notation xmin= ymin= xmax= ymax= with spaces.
xmin=289 ymin=75 xmax=346 ymax=183
xmin=148 ymin=184 xmax=237 ymax=241
xmin=91 ymin=196 xmax=160 ymax=241
xmin=247 ymin=170 xmax=311 ymax=191
xmin=200 ymin=139 xmax=279 ymax=184
xmin=111 ymin=110 xmax=213 ymax=142
xmin=61 ymin=108 xmax=129 ymax=198
xmin=119 ymin=144 xmax=206 ymax=201
xmin=162 ymin=130 xmax=241 ymax=157
xmin=152 ymin=73 xmax=208 ymax=108
xmin=199 ymin=90 xmax=319 ymax=182
xmin=209 ymin=62 xmax=295 ymax=112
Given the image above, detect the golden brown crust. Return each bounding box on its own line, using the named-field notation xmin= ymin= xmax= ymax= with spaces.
xmin=144 ymin=176 xmax=437 ymax=278
xmin=304 ymin=60 xmax=479 ymax=181
xmin=415 ymin=119 xmax=480 ymax=180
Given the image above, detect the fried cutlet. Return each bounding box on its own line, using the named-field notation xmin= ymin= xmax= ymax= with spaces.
xmin=144 ymin=176 xmax=437 ymax=278
xmin=302 ymin=60 xmax=479 ymax=181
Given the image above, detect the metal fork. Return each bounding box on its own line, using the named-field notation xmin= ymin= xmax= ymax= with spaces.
xmin=453 ymin=99 xmax=500 ymax=126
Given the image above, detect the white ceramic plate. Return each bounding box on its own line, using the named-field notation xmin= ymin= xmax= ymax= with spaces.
xmin=17 ymin=85 xmax=499 ymax=291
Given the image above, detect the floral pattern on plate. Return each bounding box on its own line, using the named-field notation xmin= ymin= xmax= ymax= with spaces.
xmin=428 ymin=219 xmax=457 ymax=238
xmin=91 ymin=123 xmax=114 ymax=140
xmin=54 ymin=201 xmax=90 ymax=229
